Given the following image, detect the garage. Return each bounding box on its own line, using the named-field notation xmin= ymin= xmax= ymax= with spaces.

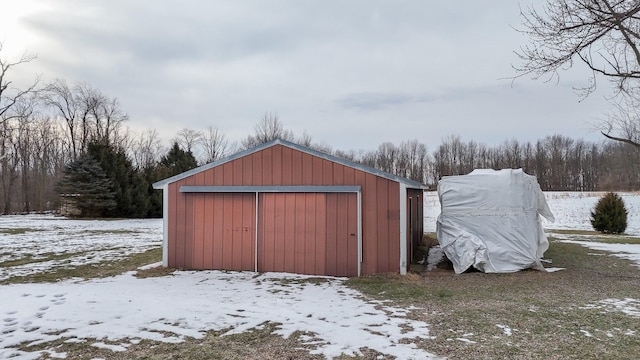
xmin=154 ymin=139 xmax=426 ymax=276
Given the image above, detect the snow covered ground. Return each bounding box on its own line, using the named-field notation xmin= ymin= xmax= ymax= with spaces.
xmin=1 ymin=191 xmax=640 ymax=359
xmin=0 ymin=215 xmax=162 ymax=282
xmin=1 ymin=271 xmax=435 ymax=359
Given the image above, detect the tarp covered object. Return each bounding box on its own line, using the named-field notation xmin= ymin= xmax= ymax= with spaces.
xmin=436 ymin=169 xmax=555 ymax=274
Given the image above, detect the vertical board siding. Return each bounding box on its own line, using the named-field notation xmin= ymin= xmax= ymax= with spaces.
xmin=241 ymin=156 xmax=253 ymax=186
xmin=291 ymin=149 xmax=302 ymax=184
xmin=362 ymin=173 xmax=378 ymax=274
xmin=325 ymin=194 xmax=338 ymax=275
xmin=202 ymin=193 xmax=213 ymax=269
xmin=322 ymin=160 xmax=333 ymax=185
xmin=273 ymin=193 xmax=286 ymax=272
xmin=258 ymin=193 xmax=333 ymax=275
xmin=316 ymin=194 xmax=328 ymax=275
xmin=346 ymin=193 xmax=358 ymax=276
xmin=231 ymin=194 xmax=243 ymax=270
xmin=165 ymin=144 xmax=415 ymax=276
xmin=325 ymin=193 xmax=358 ymax=277
xmin=212 ymin=193 xmax=224 ymax=268
xmin=222 ymin=162 xmax=233 ymax=185
xmin=376 ymin=177 xmax=390 ymax=272
xmin=388 ymin=182 xmax=401 ymax=273
xmin=332 ymin=193 xmax=348 ymax=276
xmin=193 ymin=193 xmax=205 ymax=268
xmin=301 ymin=153 xmax=314 ymax=185
xmin=176 ymin=193 xmax=257 ymax=271
xmin=272 ymin=145 xmax=283 ymax=185
xmin=293 ymin=194 xmax=306 ymax=273
xmin=262 ymin=147 xmax=273 ymax=185
xmin=283 ymin=193 xmax=296 ymax=273
xmin=258 ymin=193 xmax=272 ymax=271
xmin=281 ymin=147 xmax=293 ymax=186
xmin=304 ymin=194 xmax=316 ymax=274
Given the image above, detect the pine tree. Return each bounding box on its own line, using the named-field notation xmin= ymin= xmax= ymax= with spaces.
xmin=590 ymin=192 xmax=628 ymax=234
xmin=158 ymin=142 xmax=199 ymax=177
xmin=87 ymin=142 xmax=149 ymax=218
xmin=57 ymin=154 xmax=117 ymax=217
xmin=142 ymin=166 xmax=163 ymax=218
xmin=143 ymin=142 xmax=199 ymax=218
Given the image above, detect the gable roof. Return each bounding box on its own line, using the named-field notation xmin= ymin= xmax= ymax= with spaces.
xmin=153 ymin=138 xmax=427 ymax=190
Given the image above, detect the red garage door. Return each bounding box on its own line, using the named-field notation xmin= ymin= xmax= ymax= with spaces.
xmin=190 ymin=193 xmax=255 ymax=271
xmin=258 ymin=192 xmax=358 ymax=277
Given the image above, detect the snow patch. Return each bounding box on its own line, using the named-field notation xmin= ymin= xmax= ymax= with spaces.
xmin=560 ymin=240 xmax=640 ymax=269
xmin=426 ymin=246 xmax=445 ymax=271
xmin=496 ymin=324 xmax=513 ymax=336
xmin=0 ymin=271 xmax=438 ymax=359
xmin=581 ymin=298 xmax=640 ymax=318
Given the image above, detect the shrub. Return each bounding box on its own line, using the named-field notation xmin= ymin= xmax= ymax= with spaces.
xmin=590 ymin=192 xmax=628 ymax=234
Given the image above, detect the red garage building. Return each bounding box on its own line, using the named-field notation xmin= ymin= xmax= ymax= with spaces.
xmin=153 ymin=139 xmax=426 ymax=276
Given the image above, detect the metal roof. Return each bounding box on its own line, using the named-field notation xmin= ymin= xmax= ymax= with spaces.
xmin=152 ymin=138 xmax=428 ymax=190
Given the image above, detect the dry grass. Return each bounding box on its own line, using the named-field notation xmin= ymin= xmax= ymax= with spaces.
xmin=20 ymin=323 xmax=331 ymax=360
xmin=134 ymin=264 xmax=176 ymax=278
xmin=1 ymin=247 xmax=163 ymax=285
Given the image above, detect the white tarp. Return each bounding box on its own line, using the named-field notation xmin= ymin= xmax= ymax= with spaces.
xmin=436 ymin=169 xmax=555 ymax=274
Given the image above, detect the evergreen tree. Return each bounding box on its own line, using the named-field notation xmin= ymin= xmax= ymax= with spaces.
xmin=87 ymin=142 xmax=149 ymax=218
xmin=590 ymin=192 xmax=628 ymax=234
xmin=144 ymin=142 xmax=199 ymax=218
xmin=158 ymin=142 xmax=199 ymax=177
xmin=143 ymin=166 xmax=163 ymax=218
xmin=57 ymin=154 xmax=117 ymax=217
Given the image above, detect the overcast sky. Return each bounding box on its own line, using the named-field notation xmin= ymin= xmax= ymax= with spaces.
xmin=1 ymin=1 xmax=613 ymax=153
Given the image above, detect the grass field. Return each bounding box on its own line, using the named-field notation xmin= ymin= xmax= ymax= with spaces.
xmin=2 ymin=226 xmax=639 ymax=359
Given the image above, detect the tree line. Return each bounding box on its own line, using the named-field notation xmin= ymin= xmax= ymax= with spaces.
xmin=1 ymin=47 xmax=639 ymax=217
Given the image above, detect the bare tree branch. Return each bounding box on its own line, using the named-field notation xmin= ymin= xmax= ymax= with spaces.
xmin=601 ymin=130 xmax=640 ymax=147
xmin=515 ymin=0 xmax=640 ymax=147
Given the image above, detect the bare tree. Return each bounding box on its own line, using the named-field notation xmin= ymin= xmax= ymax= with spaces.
xmin=394 ymin=140 xmax=428 ymax=183
xmin=90 ymin=91 xmax=128 ymax=146
xmin=43 ymin=80 xmax=129 ymax=157
xmin=0 ymin=44 xmax=39 ymax=213
xmin=297 ymin=130 xmax=314 ymax=147
xmin=601 ymin=99 xmax=640 ymax=146
xmin=241 ymin=113 xmax=294 ymax=149
xmin=131 ymin=129 xmax=163 ymax=170
xmin=0 ymin=44 xmax=39 ymax=124
xmin=199 ymin=125 xmax=228 ymax=163
xmin=375 ymin=142 xmax=398 ymax=174
xmin=42 ymin=79 xmax=86 ymax=158
xmin=516 ymin=0 xmax=640 ymax=146
xmin=173 ymin=128 xmax=202 ymax=154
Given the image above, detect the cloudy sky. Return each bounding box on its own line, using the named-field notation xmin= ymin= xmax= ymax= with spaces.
xmin=1 ymin=1 xmax=613 ymax=152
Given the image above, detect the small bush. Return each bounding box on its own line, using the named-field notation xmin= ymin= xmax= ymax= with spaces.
xmin=590 ymin=192 xmax=628 ymax=234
